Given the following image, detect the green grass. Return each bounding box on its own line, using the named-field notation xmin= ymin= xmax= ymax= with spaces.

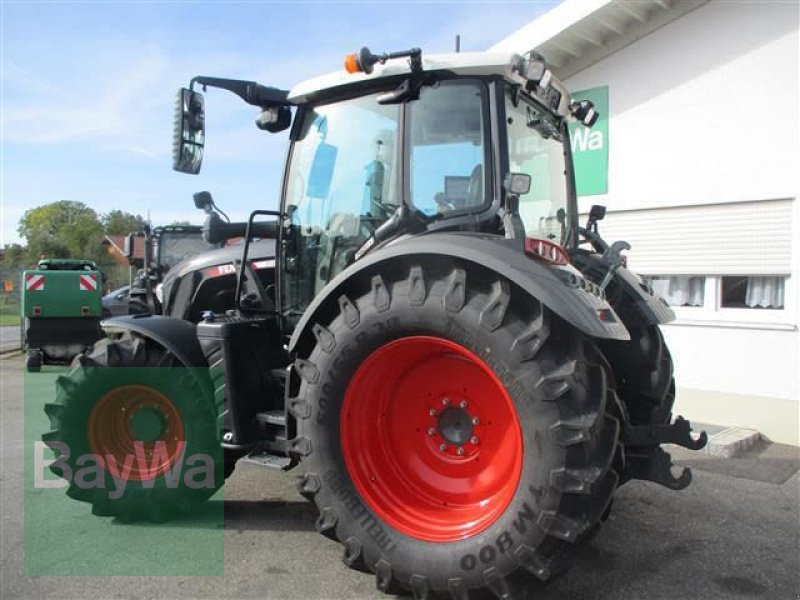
xmin=0 ymin=300 xmax=20 ymax=326
xmin=0 ymin=314 xmax=20 ymax=326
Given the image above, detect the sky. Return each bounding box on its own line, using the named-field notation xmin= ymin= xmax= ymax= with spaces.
xmin=0 ymin=0 xmax=559 ymax=246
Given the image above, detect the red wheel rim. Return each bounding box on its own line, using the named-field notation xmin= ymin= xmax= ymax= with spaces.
xmin=88 ymin=385 xmax=185 ymax=481
xmin=341 ymin=336 xmax=523 ymax=542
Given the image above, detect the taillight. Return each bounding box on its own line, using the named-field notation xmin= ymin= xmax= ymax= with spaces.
xmin=523 ymin=238 xmax=570 ymax=266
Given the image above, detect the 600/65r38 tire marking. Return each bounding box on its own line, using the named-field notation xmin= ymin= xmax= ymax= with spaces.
xmin=294 ymin=258 xmax=620 ymax=598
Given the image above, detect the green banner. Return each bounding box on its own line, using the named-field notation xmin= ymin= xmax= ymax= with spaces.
xmin=569 ymin=86 xmax=608 ymax=196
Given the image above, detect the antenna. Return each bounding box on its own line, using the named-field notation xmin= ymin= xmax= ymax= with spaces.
xmin=455 ymin=34 xmax=461 ymax=53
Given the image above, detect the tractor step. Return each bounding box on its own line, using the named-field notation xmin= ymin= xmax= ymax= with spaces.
xmin=255 ymin=410 xmax=286 ymax=427
xmin=240 ymin=448 xmax=293 ymax=470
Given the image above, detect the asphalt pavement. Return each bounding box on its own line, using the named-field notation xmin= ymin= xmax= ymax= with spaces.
xmin=1 ymin=353 xmax=798 ymax=599
xmin=0 ymin=325 xmax=21 ymax=353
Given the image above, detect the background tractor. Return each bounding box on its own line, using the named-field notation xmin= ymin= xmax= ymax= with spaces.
xmin=108 ymin=212 xmax=276 ymax=320
xmin=44 ymin=46 xmax=707 ymax=598
xmin=119 ymin=222 xmax=218 ymax=315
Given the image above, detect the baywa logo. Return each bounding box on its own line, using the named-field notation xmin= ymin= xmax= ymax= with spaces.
xmin=35 ymin=440 xmax=217 ymax=499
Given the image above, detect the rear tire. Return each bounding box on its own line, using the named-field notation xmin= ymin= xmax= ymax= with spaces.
xmin=601 ymin=325 xmax=675 ymax=426
xmin=294 ymin=259 xmax=620 ymax=597
xmin=42 ymin=332 xmax=223 ymax=521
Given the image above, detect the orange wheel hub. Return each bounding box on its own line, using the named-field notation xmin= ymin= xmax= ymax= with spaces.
xmin=88 ymin=385 xmax=185 ymax=481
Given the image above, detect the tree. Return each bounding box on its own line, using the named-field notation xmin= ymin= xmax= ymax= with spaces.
xmin=102 ymin=210 xmax=147 ymax=236
xmin=1 ymin=243 xmax=26 ymax=267
xmin=170 ymin=220 xmax=192 ymax=226
xmin=18 ymin=201 xmax=104 ymax=262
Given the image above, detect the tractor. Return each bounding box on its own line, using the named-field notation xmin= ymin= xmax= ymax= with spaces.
xmin=120 ymin=221 xmax=221 ymax=315
xmin=43 ymin=46 xmax=708 ymax=598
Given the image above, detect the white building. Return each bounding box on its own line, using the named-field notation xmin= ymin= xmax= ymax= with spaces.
xmin=493 ymin=0 xmax=799 ymax=444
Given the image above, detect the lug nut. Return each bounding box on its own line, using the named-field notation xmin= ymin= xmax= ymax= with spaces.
xmin=472 ymin=417 xmax=480 ymax=425
xmin=456 ymin=447 xmax=465 ymax=456
xmin=470 ymin=436 xmax=479 ymax=445
xmin=429 ymin=408 xmax=438 ymax=417
xmin=442 ymin=397 xmax=450 ymax=407
xmin=427 ymin=427 xmax=435 ymax=436
xmin=459 ymin=400 xmax=468 ymax=409
xmin=439 ymin=443 xmax=447 ymax=452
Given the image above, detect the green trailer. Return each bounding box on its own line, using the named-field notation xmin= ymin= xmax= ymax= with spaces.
xmin=21 ymin=259 xmax=104 ymax=371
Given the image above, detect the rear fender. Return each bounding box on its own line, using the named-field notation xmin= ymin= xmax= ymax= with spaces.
xmin=101 ymin=314 xmax=208 ymax=369
xmin=571 ymin=251 xmax=675 ymax=327
xmin=288 ymin=233 xmax=630 ymax=354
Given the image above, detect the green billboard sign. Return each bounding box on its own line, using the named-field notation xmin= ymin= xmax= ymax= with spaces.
xmin=569 ymin=86 xmax=608 ymax=196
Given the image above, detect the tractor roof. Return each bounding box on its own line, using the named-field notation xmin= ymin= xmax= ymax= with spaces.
xmin=287 ymin=51 xmax=521 ymax=104
xmin=36 ymin=259 xmax=98 ymax=271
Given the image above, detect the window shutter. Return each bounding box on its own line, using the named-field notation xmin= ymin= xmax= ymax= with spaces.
xmin=593 ymin=199 xmax=793 ymax=275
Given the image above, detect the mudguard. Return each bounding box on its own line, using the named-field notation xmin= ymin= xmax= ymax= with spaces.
xmin=571 ymin=251 xmax=675 ymax=327
xmin=289 ymin=232 xmax=631 ymax=353
xmin=100 ymin=314 xmax=208 ymax=369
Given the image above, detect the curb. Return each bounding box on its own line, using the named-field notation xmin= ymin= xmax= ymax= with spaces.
xmin=704 ymin=427 xmax=761 ymax=458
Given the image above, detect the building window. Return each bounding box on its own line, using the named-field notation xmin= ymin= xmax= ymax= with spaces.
xmin=721 ymin=276 xmax=785 ymax=309
xmin=645 ymin=276 xmax=705 ymax=307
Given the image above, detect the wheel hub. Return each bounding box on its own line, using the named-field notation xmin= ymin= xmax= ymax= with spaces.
xmin=436 ymin=406 xmax=473 ymax=445
xmin=87 ymin=385 xmax=185 ymax=481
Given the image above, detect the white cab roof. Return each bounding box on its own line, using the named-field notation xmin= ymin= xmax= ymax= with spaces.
xmin=287 ymin=51 xmax=520 ymax=104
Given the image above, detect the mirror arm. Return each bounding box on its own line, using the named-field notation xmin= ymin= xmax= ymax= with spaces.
xmin=190 ymin=76 xmax=290 ymax=108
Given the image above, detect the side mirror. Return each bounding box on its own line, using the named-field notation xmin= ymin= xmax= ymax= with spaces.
xmin=172 ymin=88 xmax=205 ymax=174
xmin=193 ymin=191 xmax=214 ymax=210
xmin=123 ymin=234 xmax=135 ymax=258
xmin=589 ymin=204 xmax=606 ymax=222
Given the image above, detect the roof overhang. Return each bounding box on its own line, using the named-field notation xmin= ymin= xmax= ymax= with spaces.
xmin=490 ymin=0 xmax=709 ymax=79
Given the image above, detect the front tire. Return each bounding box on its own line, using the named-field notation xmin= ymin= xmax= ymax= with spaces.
xmin=42 ymin=332 xmax=223 ymax=521
xmin=294 ymin=259 xmax=620 ymax=597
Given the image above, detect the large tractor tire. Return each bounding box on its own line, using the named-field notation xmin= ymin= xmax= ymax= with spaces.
xmin=294 ymin=259 xmax=620 ymax=598
xmin=42 ymin=332 xmax=223 ymax=521
xmin=600 ymin=325 xmax=675 ymax=426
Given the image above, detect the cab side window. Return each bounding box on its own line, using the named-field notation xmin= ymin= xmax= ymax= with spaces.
xmin=409 ymin=80 xmax=488 ymax=216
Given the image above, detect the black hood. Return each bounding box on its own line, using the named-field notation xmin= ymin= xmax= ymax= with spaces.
xmin=163 ymin=239 xmax=276 ymax=283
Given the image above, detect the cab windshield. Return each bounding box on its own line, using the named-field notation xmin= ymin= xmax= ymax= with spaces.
xmin=505 ymin=89 xmax=569 ymax=244
xmin=282 ymin=94 xmax=401 ymax=317
xmin=157 ymin=232 xmax=216 ymax=270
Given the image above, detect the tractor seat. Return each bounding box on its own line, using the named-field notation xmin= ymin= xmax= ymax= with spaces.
xmin=466 ymin=164 xmax=483 ymax=207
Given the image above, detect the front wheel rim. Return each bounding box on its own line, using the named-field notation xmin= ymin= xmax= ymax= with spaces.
xmin=341 ymin=336 xmax=523 ymax=542
xmin=88 ymin=384 xmax=185 ymax=481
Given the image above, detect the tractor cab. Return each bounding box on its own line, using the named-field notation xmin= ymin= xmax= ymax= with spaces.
xmin=174 ymin=48 xmax=599 ymax=329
